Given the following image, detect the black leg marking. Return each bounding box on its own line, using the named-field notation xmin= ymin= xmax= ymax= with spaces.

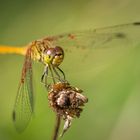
xmin=41 ymin=65 xmax=48 ymax=84
xmin=52 ymin=66 xmax=61 ymax=81
xmin=56 ymin=67 xmax=66 ymax=80
xmin=49 ymin=65 xmax=56 ymax=84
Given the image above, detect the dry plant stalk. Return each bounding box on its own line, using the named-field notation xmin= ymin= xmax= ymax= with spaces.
xmin=48 ymin=82 xmax=88 ymax=137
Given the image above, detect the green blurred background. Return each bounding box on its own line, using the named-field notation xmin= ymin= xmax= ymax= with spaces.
xmin=0 ymin=0 xmax=140 ymax=140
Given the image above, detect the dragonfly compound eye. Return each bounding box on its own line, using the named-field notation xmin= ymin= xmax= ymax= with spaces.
xmin=52 ymin=46 xmax=64 ymax=66
xmin=43 ymin=46 xmax=64 ymax=66
xmin=43 ymin=48 xmax=56 ymax=64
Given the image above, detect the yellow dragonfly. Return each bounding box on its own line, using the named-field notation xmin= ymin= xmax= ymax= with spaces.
xmin=0 ymin=22 xmax=140 ymax=132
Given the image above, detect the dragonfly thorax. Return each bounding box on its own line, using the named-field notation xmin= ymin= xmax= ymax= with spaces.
xmin=43 ymin=46 xmax=64 ymax=66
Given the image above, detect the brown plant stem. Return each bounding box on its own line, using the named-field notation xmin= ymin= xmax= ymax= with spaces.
xmin=52 ymin=114 xmax=61 ymax=140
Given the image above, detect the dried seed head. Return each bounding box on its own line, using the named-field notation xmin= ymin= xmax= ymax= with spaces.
xmin=48 ymin=82 xmax=88 ymax=136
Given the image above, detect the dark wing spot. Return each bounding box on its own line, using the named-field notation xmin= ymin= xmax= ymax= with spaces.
xmin=68 ymin=34 xmax=75 ymax=39
xmin=21 ymin=78 xmax=24 ymax=83
xmin=44 ymin=37 xmax=56 ymax=42
xmin=12 ymin=110 xmax=16 ymax=121
xmin=115 ymin=33 xmax=126 ymax=38
xmin=133 ymin=22 xmax=140 ymax=25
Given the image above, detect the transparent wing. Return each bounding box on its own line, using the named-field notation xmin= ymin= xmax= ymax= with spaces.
xmin=12 ymin=48 xmax=34 ymax=132
xmin=43 ymin=22 xmax=140 ymax=73
xmin=45 ymin=22 xmax=140 ymax=49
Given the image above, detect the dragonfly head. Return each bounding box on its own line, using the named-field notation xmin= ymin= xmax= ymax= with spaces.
xmin=43 ymin=46 xmax=64 ymax=66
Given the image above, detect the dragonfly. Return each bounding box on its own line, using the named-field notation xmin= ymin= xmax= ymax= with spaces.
xmin=1 ymin=22 xmax=140 ymax=132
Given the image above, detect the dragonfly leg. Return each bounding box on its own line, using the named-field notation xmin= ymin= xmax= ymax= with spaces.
xmin=52 ymin=66 xmax=66 ymax=83
xmin=56 ymin=66 xmax=66 ymax=80
xmin=48 ymin=65 xmax=57 ymax=84
xmin=52 ymin=66 xmax=61 ymax=81
xmin=41 ymin=72 xmax=45 ymax=83
xmin=41 ymin=65 xmax=48 ymax=85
